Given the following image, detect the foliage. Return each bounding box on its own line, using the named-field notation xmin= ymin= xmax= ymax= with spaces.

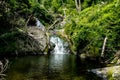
xmin=0 ymin=0 xmax=54 ymax=34
xmin=65 ymin=0 xmax=120 ymax=57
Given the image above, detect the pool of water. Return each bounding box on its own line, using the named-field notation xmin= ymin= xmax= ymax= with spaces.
xmin=6 ymin=54 xmax=103 ymax=80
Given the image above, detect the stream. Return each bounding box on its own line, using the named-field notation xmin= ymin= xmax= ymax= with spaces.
xmin=6 ymin=36 xmax=104 ymax=80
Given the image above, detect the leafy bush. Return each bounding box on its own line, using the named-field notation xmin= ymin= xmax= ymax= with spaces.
xmin=65 ymin=0 xmax=120 ymax=57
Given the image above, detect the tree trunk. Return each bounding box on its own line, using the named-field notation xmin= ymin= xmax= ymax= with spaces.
xmin=75 ymin=0 xmax=81 ymax=12
xmin=101 ymin=36 xmax=108 ymax=57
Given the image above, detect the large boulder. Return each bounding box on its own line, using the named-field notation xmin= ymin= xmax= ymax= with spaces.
xmin=0 ymin=27 xmax=49 ymax=56
xmin=27 ymin=27 xmax=49 ymax=52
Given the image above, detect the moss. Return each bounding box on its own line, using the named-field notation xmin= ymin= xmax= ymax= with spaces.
xmin=107 ymin=69 xmax=114 ymax=80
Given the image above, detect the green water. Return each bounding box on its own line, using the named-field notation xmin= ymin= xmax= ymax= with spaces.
xmin=6 ymin=54 xmax=103 ymax=80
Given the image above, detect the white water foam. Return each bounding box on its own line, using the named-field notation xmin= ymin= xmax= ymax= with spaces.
xmin=50 ymin=36 xmax=69 ymax=54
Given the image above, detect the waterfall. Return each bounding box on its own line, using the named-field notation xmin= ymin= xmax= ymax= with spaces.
xmin=50 ymin=36 xmax=69 ymax=54
xmin=35 ymin=18 xmax=45 ymax=31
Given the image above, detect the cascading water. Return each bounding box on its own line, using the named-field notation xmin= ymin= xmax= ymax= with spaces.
xmin=50 ymin=36 xmax=69 ymax=54
xmin=35 ymin=18 xmax=45 ymax=31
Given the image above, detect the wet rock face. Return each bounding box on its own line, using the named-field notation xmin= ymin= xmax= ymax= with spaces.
xmin=27 ymin=27 xmax=48 ymax=52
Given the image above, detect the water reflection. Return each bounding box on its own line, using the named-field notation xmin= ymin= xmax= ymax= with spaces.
xmin=49 ymin=54 xmax=65 ymax=70
xmin=6 ymin=54 xmax=103 ymax=80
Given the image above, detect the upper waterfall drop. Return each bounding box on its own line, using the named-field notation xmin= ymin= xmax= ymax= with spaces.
xmin=50 ymin=36 xmax=69 ymax=54
xmin=35 ymin=18 xmax=45 ymax=31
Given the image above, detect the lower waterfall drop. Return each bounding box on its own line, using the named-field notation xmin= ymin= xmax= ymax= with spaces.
xmin=50 ymin=36 xmax=69 ymax=54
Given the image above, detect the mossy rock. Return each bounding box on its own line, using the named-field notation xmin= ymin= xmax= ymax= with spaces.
xmin=0 ymin=27 xmax=49 ymax=56
xmin=90 ymin=66 xmax=120 ymax=80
